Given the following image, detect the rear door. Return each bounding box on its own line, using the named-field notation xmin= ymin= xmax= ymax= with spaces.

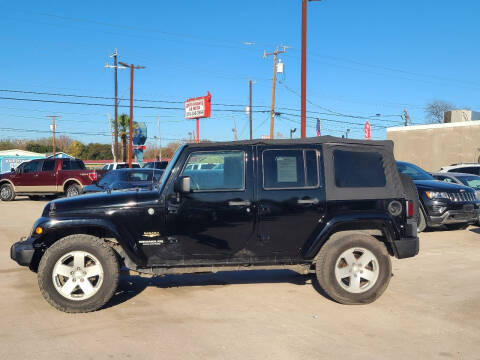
xmin=253 ymin=145 xmax=326 ymax=258
xmin=36 ymin=159 xmax=57 ymax=191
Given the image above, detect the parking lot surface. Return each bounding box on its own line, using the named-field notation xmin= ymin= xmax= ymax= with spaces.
xmin=1 ymin=199 xmax=479 ymax=359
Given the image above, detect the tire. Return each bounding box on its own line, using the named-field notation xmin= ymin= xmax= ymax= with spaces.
xmin=418 ymin=207 xmax=427 ymax=233
xmin=0 ymin=183 xmax=15 ymax=201
xmin=315 ymin=233 xmax=392 ymax=305
xmin=37 ymin=234 xmax=120 ymax=313
xmin=65 ymin=183 xmax=82 ymax=197
xmin=445 ymin=223 xmax=469 ymax=231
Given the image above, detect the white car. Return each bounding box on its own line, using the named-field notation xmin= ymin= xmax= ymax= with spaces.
xmin=438 ymin=163 xmax=480 ymax=176
xmin=102 ymin=162 xmax=141 ymax=171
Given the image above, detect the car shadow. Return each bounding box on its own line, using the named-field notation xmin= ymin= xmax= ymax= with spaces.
xmin=468 ymin=227 xmax=480 ymax=235
xmin=105 ymin=269 xmax=331 ymax=309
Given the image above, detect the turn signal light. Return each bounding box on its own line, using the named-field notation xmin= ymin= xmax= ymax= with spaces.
xmin=406 ymin=200 xmax=414 ymax=218
xmin=35 ymin=226 xmax=43 ymax=235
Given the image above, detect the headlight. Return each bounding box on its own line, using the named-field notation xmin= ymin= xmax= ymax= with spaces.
xmin=425 ymin=191 xmax=449 ymax=199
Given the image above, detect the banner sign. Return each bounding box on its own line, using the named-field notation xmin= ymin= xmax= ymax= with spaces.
xmin=364 ymin=121 xmax=371 ymax=140
xmin=133 ymin=121 xmax=147 ymax=164
xmin=185 ymin=92 xmax=212 ymax=119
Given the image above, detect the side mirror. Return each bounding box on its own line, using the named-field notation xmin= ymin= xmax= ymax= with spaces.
xmin=174 ymin=176 xmax=191 ymax=193
xmin=11 ymin=168 xmax=15 ymax=172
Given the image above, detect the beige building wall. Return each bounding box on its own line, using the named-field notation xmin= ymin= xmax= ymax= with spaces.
xmin=387 ymin=121 xmax=480 ymax=172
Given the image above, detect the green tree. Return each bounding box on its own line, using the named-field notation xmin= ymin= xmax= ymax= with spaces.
xmin=67 ymin=141 xmax=85 ymax=158
xmin=117 ymin=114 xmax=130 ymax=162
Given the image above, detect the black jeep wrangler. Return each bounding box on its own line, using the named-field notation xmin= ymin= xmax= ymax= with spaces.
xmin=11 ymin=136 xmax=419 ymax=312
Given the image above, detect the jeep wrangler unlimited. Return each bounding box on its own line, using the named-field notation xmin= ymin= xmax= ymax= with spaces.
xmin=11 ymin=136 xmax=419 ymax=312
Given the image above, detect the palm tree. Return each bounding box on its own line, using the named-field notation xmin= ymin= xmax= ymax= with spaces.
xmin=117 ymin=114 xmax=129 ymax=162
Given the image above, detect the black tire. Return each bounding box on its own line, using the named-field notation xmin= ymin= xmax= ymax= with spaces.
xmin=399 ymin=173 xmax=420 ymax=220
xmin=37 ymin=234 xmax=120 ymax=313
xmin=418 ymin=207 xmax=427 ymax=233
xmin=315 ymin=234 xmax=392 ymax=305
xmin=65 ymin=183 xmax=82 ymax=197
xmin=0 ymin=183 xmax=15 ymax=201
xmin=445 ymin=223 xmax=469 ymax=231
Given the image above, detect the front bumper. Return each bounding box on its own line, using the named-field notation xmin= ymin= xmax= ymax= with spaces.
xmin=10 ymin=237 xmax=36 ymax=267
xmin=429 ymin=208 xmax=480 ymax=226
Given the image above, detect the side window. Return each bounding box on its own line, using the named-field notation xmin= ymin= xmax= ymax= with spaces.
xmin=70 ymin=160 xmax=85 ymax=170
xmin=263 ymin=149 xmax=319 ymax=189
xmin=181 ymin=150 xmax=245 ymax=191
xmin=334 ymin=150 xmax=386 ymax=188
xmin=23 ymin=160 xmax=40 ymax=174
xmin=42 ymin=160 xmax=56 ymax=172
xmin=61 ymin=159 xmax=71 ymax=170
xmin=453 ymin=167 xmax=480 ymax=175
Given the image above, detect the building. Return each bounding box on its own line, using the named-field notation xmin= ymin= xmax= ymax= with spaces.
xmin=0 ymin=149 xmax=45 ymax=174
xmin=443 ymin=109 xmax=480 ymax=123
xmin=387 ymin=118 xmax=480 ymax=172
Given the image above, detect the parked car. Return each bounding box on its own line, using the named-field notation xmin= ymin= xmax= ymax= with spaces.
xmin=397 ymin=161 xmax=479 ymax=232
xmin=83 ymin=168 xmax=164 ymax=194
xmin=142 ymin=161 xmax=168 ymax=169
xmin=431 ymin=172 xmax=480 ymax=225
xmin=11 ymin=136 xmax=419 ymax=312
xmin=102 ymin=162 xmax=140 ymax=171
xmin=0 ymin=158 xmax=106 ymax=201
xmin=439 ymin=163 xmax=480 ymax=175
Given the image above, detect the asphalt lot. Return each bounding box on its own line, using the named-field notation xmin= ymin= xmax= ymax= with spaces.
xmin=1 ymin=199 xmax=479 ymax=360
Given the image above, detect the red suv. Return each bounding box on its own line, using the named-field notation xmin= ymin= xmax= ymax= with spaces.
xmin=0 ymin=158 xmax=102 ymax=201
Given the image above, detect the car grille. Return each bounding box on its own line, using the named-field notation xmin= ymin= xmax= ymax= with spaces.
xmin=447 ymin=192 xmax=476 ymax=202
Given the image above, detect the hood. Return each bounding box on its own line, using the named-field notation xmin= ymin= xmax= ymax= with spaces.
xmin=414 ymin=180 xmax=474 ymax=192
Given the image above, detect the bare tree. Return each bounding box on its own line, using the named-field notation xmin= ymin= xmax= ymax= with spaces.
xmin=425 ymin=100 xmax=455 ymax=124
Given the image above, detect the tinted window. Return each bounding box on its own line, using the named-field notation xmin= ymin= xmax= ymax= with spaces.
xmin=181 ymin=151 xmax=245 ymax=191
xmin=335 ymin=150 xmax=386 ymax=187
xmin=128 ymin=171 xmax=152 ymax=182
xmin=451 ymin=167 xmax=480 ymax=175
xmin=98 ymin=172 xmax=119 ymax=186
xmin=42 ymin=160 xmax=55 ymax=172
xmin=457 ymin=175 xmax=480 ymax=190
xmin=263 ymin=149 xmax=319 ymax=189
xmin=70 ymin=160 xmax=85 ymax=170
xmin=397 ymin=161 xmax=435 ymax=181
xmin=23 ymin=160 xmax=41 ymax=173
xmin=61 ymin=159 xmax=71 ymax=170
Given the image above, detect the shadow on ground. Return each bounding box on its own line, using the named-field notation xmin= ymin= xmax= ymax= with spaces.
xmin=105 ymin=270 xmax=330 ymax=309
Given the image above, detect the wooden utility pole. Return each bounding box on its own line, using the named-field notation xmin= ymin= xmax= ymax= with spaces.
xmin=119 ymin=61 xmax=145 ymax=168
xmin=249 ymin=80 xmax=253 ymax=140
xmin=264 ymin=46 xmax=287 ymax=139
xmin=403 ymin=108 xmax=410 ymax=126
xmin=157 ymin=116 xmax=162 ymax=161
xmin=47 ymin=115 xmax=60 ymax=158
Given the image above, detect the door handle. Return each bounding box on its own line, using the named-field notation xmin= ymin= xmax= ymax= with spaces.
xmin=228 ymin=200 xmax=251 ymax=206
xmin=34 ymin=174 xmax=39 ymax=177
xmin=297 ymin=198 xmax=319 ymax=205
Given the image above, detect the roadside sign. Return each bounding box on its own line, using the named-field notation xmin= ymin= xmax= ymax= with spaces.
xmin=185 ymin=92 xmax=212 ymax=119
xmin=364 ymin=121 xmax=371 ymax=139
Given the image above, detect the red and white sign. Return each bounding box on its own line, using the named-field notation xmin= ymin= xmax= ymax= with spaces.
xmin=185 ymin=92 xmax=212 ymax=119
xmin=364 ymin=121 xmax=371 ymax=140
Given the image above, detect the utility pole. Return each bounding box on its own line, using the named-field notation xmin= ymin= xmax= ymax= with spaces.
xmin=105 ymin=49 xmax=126 ymax=160
xmin=403 ymin=108 xmax=410 ymax=126
xmin=301 ymin=0 xmax=321 ymax=138
xmin=232 ymin=117 xmax=238 ymax=141
xmin=249 ymin=80 xmax=253 ymax=140
xmin=157 ymin=116 xmax=162 ymax=161
xmin=47 ymin=115 xmax=60 ymax=158
xmin=264 ymin=46 xmax=287 ymax=139
xmin=119 ymin=61 xmax=145 ymax=168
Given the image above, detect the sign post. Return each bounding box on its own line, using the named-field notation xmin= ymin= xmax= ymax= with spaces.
xmin=185 ymin=92 xmax=212 ymax=143
xmin=364 ymin=120 xmax=371 ymax=140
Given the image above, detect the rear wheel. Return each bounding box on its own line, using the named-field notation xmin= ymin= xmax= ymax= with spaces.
xmin=315 ymin=234 xmax=392 ymax=304
xmin=0 ymin=183 xmax=15 ymax=201
xmin=65 ymin=183 xmax=82 ymax=197
xmin=37 ymin=234 xmax=120 ymax=313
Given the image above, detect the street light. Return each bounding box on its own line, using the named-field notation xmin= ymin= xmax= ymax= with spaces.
xmin=290 ymin=128 xmax=297 ymax=139
xmin=345 ymin=128 xmax=350 ymax=138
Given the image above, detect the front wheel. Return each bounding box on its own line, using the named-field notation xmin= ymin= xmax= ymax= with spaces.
xmin=315 ymin=234 xmax=392 ymax=305
xmin=0 ymin=183 xmax=15 ymax=201
xmin=37 ymin=234 xmax=120 ymax=313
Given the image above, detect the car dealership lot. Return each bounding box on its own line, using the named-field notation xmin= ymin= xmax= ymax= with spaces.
xmin=1 ymin=199 xmax=479 ymax=360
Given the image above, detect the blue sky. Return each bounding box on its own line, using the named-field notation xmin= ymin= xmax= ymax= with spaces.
xmin=0 ymin=0 xmax=479 ymax=146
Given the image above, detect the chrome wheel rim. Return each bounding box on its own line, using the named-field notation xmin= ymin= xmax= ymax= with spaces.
xmin=334 ymin=247 xmax=379 ymax=294
xmin=52 ymin=251 xmax=104 ymax=301
xmin=1 ymin=186 xmax=11 ymax=199
xmin=67 ymin=187 xmax=79 ymax=197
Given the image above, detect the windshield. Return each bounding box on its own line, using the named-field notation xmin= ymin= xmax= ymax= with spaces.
xmin=457 ymin=175 xmax=480 ymax=190
xmin=98 ymin=171 xmax=117 ymax=186
xmin=157 ymin=144 xmax=185 ymax=191
xmin=397 ymin=161 xmax=435 ymax=181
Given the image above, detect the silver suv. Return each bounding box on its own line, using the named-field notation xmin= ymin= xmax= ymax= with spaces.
xmin=439 ymin=163 xmax=480 ymax=176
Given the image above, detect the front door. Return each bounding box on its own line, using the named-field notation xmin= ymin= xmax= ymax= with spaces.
xmin=14 ymin=159 xmax=42 ymax=192
xmin=164 ymin=146 xmax=255 ymax=262
xmin=253 ymin=145 xmax=326 ymax=259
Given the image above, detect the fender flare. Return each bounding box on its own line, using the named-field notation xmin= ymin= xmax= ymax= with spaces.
xmin=62 ymin=178 xmax=83 ymax=192
xmin=302 ymin=213 xmax=399 ymax=259
xmin=0 ymin=179 xmax=16 ymax=191
xmin=33 ymin=217 xmax=145 ymax=266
